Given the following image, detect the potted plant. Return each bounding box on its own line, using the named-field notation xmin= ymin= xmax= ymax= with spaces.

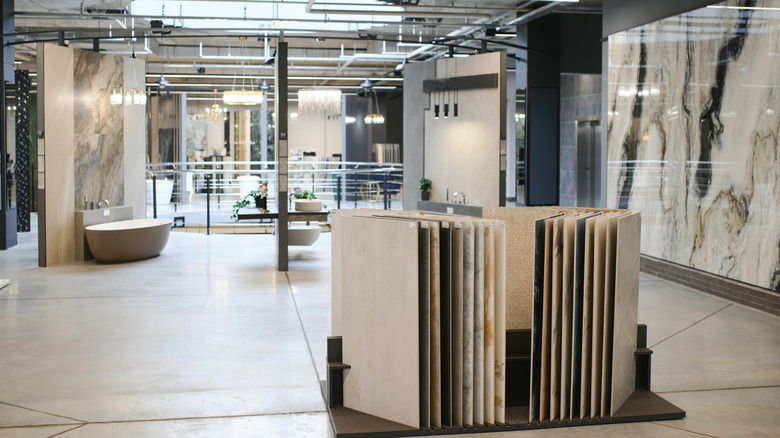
xmin=419 ymin=177 xmax=432 ymax=201
xmin=231 ymin=185 xmax=268 ymax=221
xmin=293 ymin=189 xmax=322 ymax=212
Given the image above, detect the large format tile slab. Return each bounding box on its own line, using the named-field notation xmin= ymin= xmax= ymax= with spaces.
xmin=430 ymin=222 xmax=442 ymax=428
xmin=0 ymin=425 xmax=83 ymax=438
xmin=483 ymin=223 xmax=495 ymax=425
xmin=462 ymin=223 xmax=475 ymax=426
xmin=0 ymin=402 xmax=82 ymax=428
xmin=340 ymin=216 xmax=421 ymax=428
xmin=451 ymin=223 xmax=464 ymax=428
xmin=473 ymin=222 xmax=485 ymax=425
xmin=610 ymin=212 xmax=641 ymax=416
xmin=493 ymin=222 xmax=507 ymax=424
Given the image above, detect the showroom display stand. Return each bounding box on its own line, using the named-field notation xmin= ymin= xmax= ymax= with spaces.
xmin=324 ymin=325 xmax=684 ymax=437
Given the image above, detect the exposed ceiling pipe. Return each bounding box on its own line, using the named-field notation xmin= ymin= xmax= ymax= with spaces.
xmin=304 ymin=0 xmax=492 ymax=19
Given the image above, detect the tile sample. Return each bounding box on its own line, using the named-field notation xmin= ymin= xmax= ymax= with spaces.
xmin=430 ymin=223 xmax=442 ymax=428
xmin=610 ymin=212 xmax=641 ymax=416
xmin=473 ymin=222 xmax=485 ymax=425
xmin=571 ymin=214 xmax=594 ymax=420
xmin=419 ymin=223 xmax=431 ymax=428
xmin=550 ymin=215 xmax=565 ymax=421
xmin=560 ymin=214 xmax=578 ymax=420
xmin=494 ymin=222 xmax=507 ymax=424
xmin=601 ymin=214 xmax=621 ymax=416
xmin=341 ymin=215 xmax=421 ymax=428
xmin=590 ymin=213 xmax=615 ymax=419
xmin=530 ymin=216 xmax=549 ymax=422
xmin=580 ymin=214 xmax=599 ymax=419
xmin=483 ymin=223 xmax=495 ymax=425
xmin=451 ymin=223 xmax=464 ymax=427
xmin=462 ymin=222 xmax=475 ymax=426
xmin=540 ymin=216 xmax=556 ymax=422
xmin=440 ymin=224 xmax=453 ymax=427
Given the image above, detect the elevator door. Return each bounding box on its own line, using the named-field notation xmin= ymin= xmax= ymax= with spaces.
xmin=576 ymin=119 xmax=601 ymax=207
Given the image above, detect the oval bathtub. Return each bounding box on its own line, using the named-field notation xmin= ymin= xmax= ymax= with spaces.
xmin=85 ymin=219 xmax=172 ymax=263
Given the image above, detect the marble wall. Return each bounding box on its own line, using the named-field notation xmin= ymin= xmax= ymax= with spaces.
xmin=73 ymin=50 xmax=125 ymax=209
xmin=607 ymin=0 xmax=780 ymax=291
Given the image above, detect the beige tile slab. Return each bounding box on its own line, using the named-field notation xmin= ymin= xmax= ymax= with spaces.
xmin=540 ymin=216 xmax=556 ymax=422
xmin=483 ymin=223 xmax=495 ymax=425
xmin=600 ymin=214 xmax=622 ymax=416
xmin=580 ymin=214 xmax=600 ymax=419
xmin=610 ymin=212 xmax=640 ymax=416
xmin=493 ymin=222 xmax=507 ymax=424
xmin=341 ymin=215 xmax=421 ymax=428
xmin=560 ymin=214 xmax=579 ymax=420
xmin=590 ymin=213 xmax=615 ymax=418
xmin=473 ymin=222 xmax=485 ymax=425
xmin=549 ymin=215 xmax=566 ymax=421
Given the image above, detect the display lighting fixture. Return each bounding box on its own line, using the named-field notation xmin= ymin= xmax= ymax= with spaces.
xmin=110 ymin=87 xmax=147 ymax=106
xmin=205 ymin=88 xmax=226 ymax=123
xmin=110 ymin=88 xmax=123 ymax=105
xmin=360 ymin=77 xmax=384 ymax=125
xmin=222 ymin=37 xmax=264 ymax=106
xmin=298 ymin=88 xmax=342 ymax=114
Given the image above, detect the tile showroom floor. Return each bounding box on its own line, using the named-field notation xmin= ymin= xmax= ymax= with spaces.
xmin=1 ymin=225 xmax=779 ymax=437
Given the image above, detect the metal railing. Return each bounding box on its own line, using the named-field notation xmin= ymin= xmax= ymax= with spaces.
xmin=146 ymin=160 xmax=403 ymax=233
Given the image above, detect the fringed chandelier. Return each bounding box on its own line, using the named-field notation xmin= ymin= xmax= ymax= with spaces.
xmin=298 ymin=88 xmax=342 ymax=115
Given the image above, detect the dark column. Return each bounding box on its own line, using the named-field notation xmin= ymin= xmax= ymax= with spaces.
xmin=275 ymin=40 xmax=289 ymax=271
xmin=15 ymin=70 xmax=29 ymax=232
xmin=0 ymin=0 xmax=16 ymax=249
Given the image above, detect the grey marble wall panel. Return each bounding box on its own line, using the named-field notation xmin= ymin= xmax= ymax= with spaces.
xmin=607 ymin=0 xmax=780 ymax=292
xmin=73 ymin=50 xmax=124 ymax=210
xmin=559 ymin=74 xmax=602 ymax=207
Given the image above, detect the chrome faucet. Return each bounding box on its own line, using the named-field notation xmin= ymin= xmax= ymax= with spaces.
xmin=98 ymin=199 xmax=110 ymax=209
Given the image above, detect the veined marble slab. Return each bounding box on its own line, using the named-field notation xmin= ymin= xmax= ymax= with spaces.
xmin=494 ymin=222 xmax=507 ymax=424
xmin=483 ymin=223 xmax=495 ymax=425
xmin=549 ymin=215 xmax=566 ymax=421
xmin=473 ymin=222 xmax=485 ymax=425
xmin=430 ymin=223 xmax=442 ymax=428
xmin=441 ymin=224 xmax=453 ymax=427
xmin=540 ymin=215 xmax=556 ymax=422
xmin=462 ymin=223 xmax=475 ymax=426
xmin=607 ymin=0 xmax=780 ymax=292
xmin=341 ymin=216 xmax=421 ymax=428
xmin=560 ymin=214 xmax=579 ymax=420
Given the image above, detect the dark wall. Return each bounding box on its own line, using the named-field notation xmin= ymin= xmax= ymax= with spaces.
xmin=344 ymin=91 xmax=402 ymax=162
xmin=560 ymin=14 xmax=602 ymax=74
xmin=603 ymin=0 xmax=721 ymax=36
xmin=527 ymin=15 xmax=561 ymax=88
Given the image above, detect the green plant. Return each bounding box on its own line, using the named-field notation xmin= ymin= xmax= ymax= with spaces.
xmin=293 ymin=190 xmax=317 ymax=200
xmin=419 ymin=177 xmax=432 ymax=191
xmin=231 ymin=190 xmax=263 ymax=221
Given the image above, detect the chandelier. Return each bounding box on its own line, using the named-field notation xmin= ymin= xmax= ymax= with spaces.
xmin=205 ymin=89 xmax=226 ymax=123
xmin=298 ymin=88 xmax=342 ymax=115
xmin=222 ymin=37 xmax=264 ymax=107
xmin=360 ymin=78 xmax=384 ymax=125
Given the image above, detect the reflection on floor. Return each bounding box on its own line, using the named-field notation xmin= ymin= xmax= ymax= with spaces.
xmin=0 ymin=225 xmax=778 ymax=437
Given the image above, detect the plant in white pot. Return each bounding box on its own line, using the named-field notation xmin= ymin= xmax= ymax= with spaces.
xmin=293 ymin=190 xmax=322 ymax=211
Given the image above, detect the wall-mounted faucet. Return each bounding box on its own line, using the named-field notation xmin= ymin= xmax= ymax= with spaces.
xmin=98 ymin=199 xmax=110 ymax=209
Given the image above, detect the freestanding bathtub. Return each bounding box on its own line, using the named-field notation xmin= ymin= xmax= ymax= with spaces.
xmin=85 ymin=219 xmax=172 ymax=263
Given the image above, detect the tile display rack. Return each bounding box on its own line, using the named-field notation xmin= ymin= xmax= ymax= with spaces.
xmin=324 ymin=325 xmax=684 ymax=437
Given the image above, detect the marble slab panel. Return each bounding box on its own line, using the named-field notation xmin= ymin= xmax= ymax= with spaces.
xmin=574 ymin=213 xmax=600 ymax=419
xmin=493 ymin=222 xmax=507 ymax=424
xmin=473 ymin=222 xmax=485 ymax=425
xmin=483 ymin=223 xmax=495 ymax=425
xmin=451 ymin=223 xmax=464 ymax=428
xmin=560 ymin=214 xmax=579 ymax=420
xmin=73 ymin=50 xmax=125 ymax=210
xmin=580 ymin=214 xmax=600 ymax=419
xmin=540 ymin=215 xmax=556 ymax=422
xmin=419 ymin=223 xmax=431 ymax=429
xmin=607 ymin=1 xmax=780 ymax=292
xmin=462 ymin=222 xmax=475 ymax=426
xmin=601 ymin=214 xmax=621 ymax=416
xmin=549 ymin=215 xmax=565 ymax=421
xmin=430 ymin=223 xmax=442 ymax=428
xmin=611 ymin=212 xmax=641 ymax=416
xmin=341 ymin=216 xmax=421 ymax=428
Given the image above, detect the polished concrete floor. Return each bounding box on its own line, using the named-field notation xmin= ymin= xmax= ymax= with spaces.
xmin=1 ymin=225 xmax=779 ymax=437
